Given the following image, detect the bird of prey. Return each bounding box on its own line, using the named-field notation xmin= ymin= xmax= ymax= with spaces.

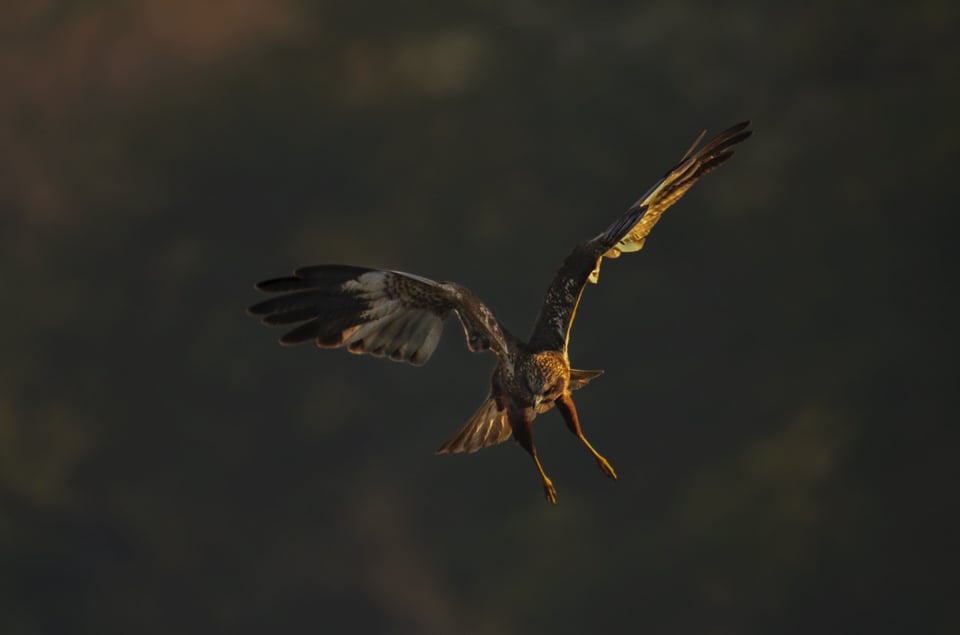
xmin=248 ymin=121 xmax=751 ymax=504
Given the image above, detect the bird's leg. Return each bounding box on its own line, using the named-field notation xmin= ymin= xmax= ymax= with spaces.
xmin=511 ymin=408 xmax=557 ymax=504
xmin=556 ymin=392 xmax=617 ymax=480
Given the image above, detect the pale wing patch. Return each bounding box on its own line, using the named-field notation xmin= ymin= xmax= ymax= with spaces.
xmin=388 ymin=269 xmax=437 ymax=285
xmin=250 ymin=267 xmax=452 ymax=365
xmin=342 ymin=308 xmax=444 ymax=365
xmin=342 ymin=270 xmax=388 ymax=297
xmin=250 ymin=264 xmax=509 ymax=364
xmin=340 ymin=272 xmax=447 ymax=365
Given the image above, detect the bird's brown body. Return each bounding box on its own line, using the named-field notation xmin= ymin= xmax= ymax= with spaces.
xmin=489 ymin=349 xmax=614 ymax=503
xmin=248 ymin=122 xmax=751 ymax=503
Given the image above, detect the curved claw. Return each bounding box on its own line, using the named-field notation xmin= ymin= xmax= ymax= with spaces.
xmin=596 ymin=455 xmax=617 ymax=480
xmin=543 ymin=479 xmax=557 ymax=504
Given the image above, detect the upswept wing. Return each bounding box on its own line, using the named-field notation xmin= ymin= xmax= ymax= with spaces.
xmin=602 ymin=121 xmax=752 ymax=268
xmin=527 ymin=205 xmax=647 ymax=352
xmin=529 ymin=121 xmax=752 ymax=352
xmin=248 ymin=265 xmax=510 ymax=365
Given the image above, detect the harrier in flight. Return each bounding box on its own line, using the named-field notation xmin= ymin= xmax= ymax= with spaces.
xmin=248 ymin=121 xmax=751 ymax=503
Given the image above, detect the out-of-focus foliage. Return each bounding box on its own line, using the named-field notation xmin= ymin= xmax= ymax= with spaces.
xmin=1 ymin=0 xmax=957 ymax=633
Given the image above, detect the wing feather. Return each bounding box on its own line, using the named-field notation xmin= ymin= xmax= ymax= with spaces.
xmin=529 ymin=121 xmax=752 ymax=352
xmin=248 ymin=265 xmax=510 ymax=365
xmin=603 ymin=121 xmax=752 ymax=265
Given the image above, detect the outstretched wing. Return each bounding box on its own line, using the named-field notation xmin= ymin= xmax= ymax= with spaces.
xmin=248 ymin=265 xmax=511 ymax=365
xmin=529 ymin=121 xmax=752 ymax=352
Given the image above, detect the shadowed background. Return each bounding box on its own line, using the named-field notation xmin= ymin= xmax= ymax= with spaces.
xmin=2 ymin=1 xmax=957 ymax=633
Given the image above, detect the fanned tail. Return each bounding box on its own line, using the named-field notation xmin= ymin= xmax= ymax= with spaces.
xmin=436 ymin=396 xmax=511 ymax=454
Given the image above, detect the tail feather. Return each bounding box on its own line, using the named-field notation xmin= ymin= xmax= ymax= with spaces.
xmin=436 ymin=396 xmax=511 ymax=455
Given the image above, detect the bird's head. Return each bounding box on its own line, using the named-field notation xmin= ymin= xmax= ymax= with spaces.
xmin=525 ymin=353 xmax=567 ymax=409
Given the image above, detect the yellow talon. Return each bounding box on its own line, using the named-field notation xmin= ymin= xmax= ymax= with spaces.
xmin=596 ymin=455 xmax=617 ymax=480
xmin=543 ymin=479 xmax=557 ymax=504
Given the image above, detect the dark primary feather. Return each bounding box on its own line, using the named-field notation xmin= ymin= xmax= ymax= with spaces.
xmin=248 ymin=265 xmax=511 ymax=365
xmin=528 ymin=121 xmax=752 ymax=352
xmin=607 ymin=121 xmax=752 ymax=261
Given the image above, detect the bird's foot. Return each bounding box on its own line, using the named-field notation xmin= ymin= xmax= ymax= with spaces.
xmin=596 ymin=455 xmax=617 ymax=480
xmin=543 ymin=478 xmax=557 ymax=504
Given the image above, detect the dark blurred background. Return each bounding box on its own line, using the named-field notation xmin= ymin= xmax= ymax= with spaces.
xmin=2 ymin=1 xmax=957 ymax=633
